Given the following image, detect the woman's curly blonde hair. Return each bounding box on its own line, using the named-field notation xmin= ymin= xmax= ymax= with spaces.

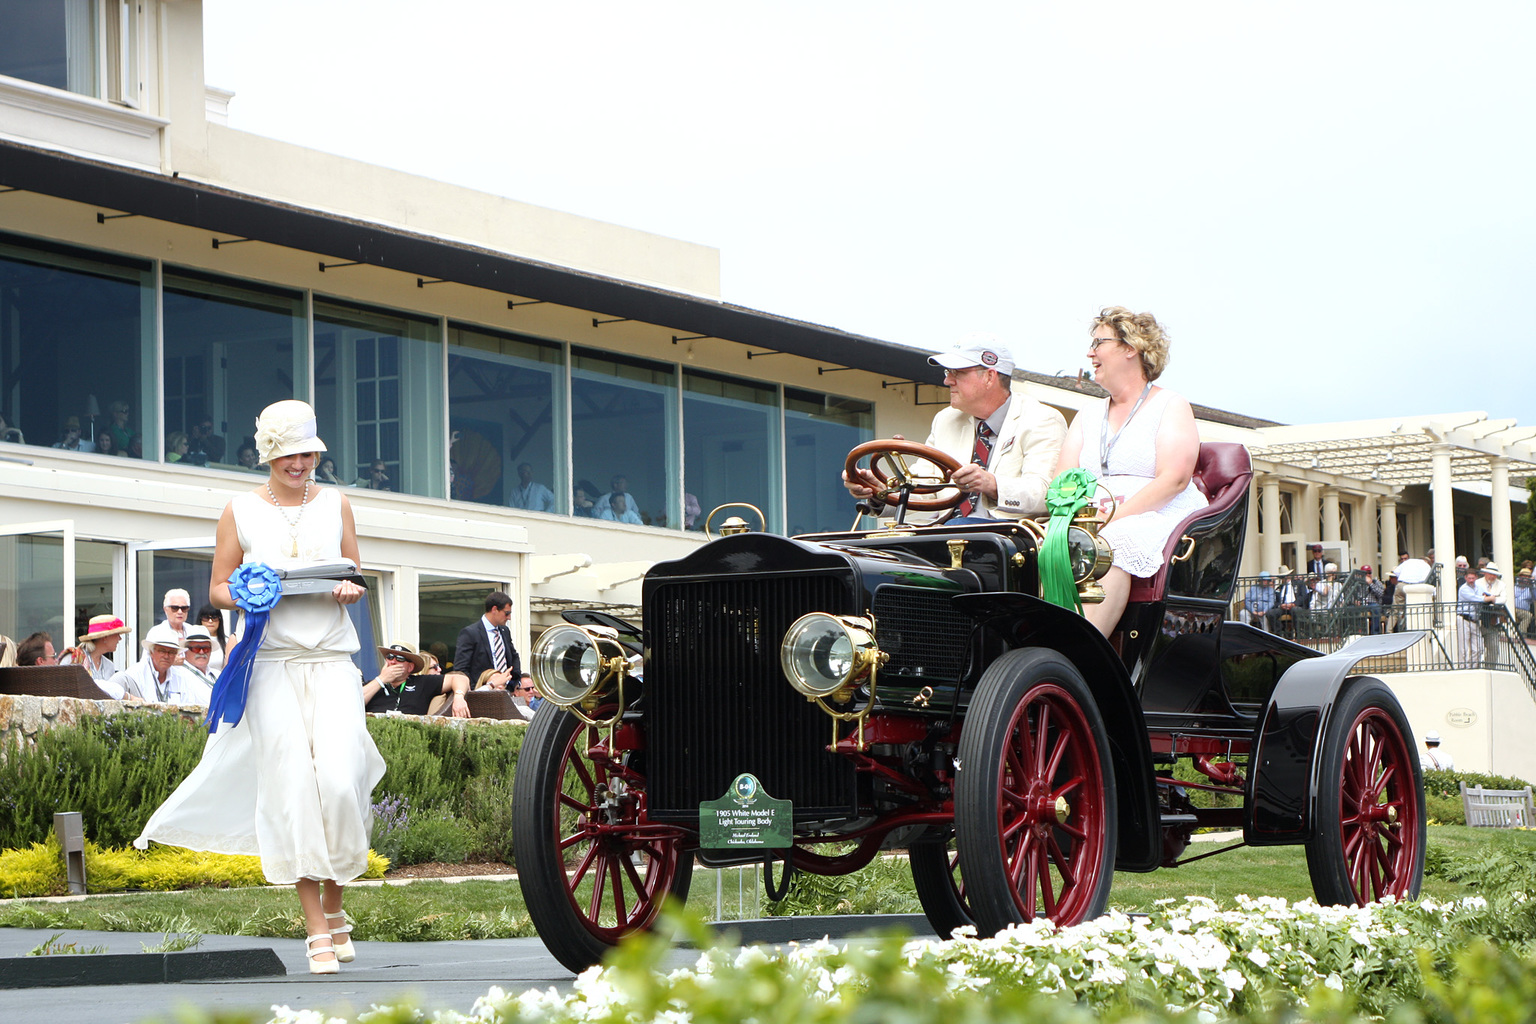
xmin=1092 ymin=306 xmax=1170 ymax=382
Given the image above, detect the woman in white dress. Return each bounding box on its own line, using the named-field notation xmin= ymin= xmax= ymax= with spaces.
xmin=1055 ymin=307 xmax=1206 ymax=638
xmin=136 ymin=400 xmax=384 ymax=975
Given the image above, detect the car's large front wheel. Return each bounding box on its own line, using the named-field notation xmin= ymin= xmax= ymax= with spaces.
xmin=1305 ymin=678 xmax=1425 ymax=905
xmin=512 ymin=707 xmax=692 ymax=974
xmin=955 ymin=649 xmax=1116 ymax=935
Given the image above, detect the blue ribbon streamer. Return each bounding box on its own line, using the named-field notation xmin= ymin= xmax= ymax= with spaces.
xmin=204 ymin=562 xmax=283 ymax=733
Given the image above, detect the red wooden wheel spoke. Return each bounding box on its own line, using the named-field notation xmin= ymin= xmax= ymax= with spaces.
xmin=1044 ymin=727 xmax=1070 ymax=782
xmin=586 ymin=852 xmax=609 ymax=920
xmin=1033 ymin=703 xmax=1052 ymax=776
xmin=607 ymin=854 xmax=630 ymax=927
xmin=1036 ymin=846 xmax=1058 ymax=916
xmin=1045 ymin=832 xmax=1076 ymax=885
xmin=559 ymin=791 xmax=593 ymax=815
xmin=569 ymin=842 xmax=600 ymax=887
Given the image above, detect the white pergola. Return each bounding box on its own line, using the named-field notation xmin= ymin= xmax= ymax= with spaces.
xmin=1249 ymin=413 xmax=1536 ymax=604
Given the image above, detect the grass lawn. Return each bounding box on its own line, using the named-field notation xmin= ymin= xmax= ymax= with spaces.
xmin=0 ymin=826 xmax=1525 ymax=943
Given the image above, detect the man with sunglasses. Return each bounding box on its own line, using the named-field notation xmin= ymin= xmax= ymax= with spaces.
xmin=180 ymin=625 xmax=221 ymax=690
xmin=362 ymin=641 xmax=470 ymax=717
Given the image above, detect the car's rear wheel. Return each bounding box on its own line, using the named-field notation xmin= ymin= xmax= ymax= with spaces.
xmin=1305 ymin=678 xmax=1425 ymax=905
xmin=909 ymin=831 xmax=973 ymax=938
xmin=955 ymin=648 xmax=1116 ymax=935
xmin=512 ymin=706 xmax=692 ymax=974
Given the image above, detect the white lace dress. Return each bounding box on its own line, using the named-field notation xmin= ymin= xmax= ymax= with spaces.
xmin=1078 ymin=389 xmax=1208 ymax=578
xmin=135 ymin=488 xmax=386 ymax=884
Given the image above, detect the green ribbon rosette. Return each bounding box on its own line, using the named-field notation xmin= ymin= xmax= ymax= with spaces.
xmin=1040 ymin=468 xmax=1098 ymax=612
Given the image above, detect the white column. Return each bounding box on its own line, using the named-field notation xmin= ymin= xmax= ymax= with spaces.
xmin=1490 ymin=456 xmax=1515 ymax=612
xmin=1302 ymin=482 xmax=1321 ymax=547
xmin=1261 ymin=476 xmax=1282 ymax=572
xmin=1361 ymin=494 xmax=1378 ymax=573
xmin=1322 ymin=486 xmax=1341 ymax=545
xmin=1242 ymin=487 xmax=1261 ymax=576
xmin=1430 ymin=441 xmax=1457 ymax=604
xmin=1380 ymin=496 xmax=1399 ymax=570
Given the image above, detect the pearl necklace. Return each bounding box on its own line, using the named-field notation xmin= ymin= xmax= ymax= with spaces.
xmin=266 ymin=478 xmax=312 ymax=557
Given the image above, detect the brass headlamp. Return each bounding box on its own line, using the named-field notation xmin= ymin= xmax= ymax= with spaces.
xmin=780 ymin=613 xmax=887 ymax=750
xmin=530 ymin=623 xmax=634 ymax=728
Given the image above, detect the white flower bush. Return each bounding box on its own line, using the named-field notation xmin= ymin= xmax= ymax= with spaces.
xmin=265 ymin=893 xmax=1529 ymax=1024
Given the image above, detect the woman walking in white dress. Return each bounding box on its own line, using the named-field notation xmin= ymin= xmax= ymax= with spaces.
xmin=1055 ymin=307 xmax=1206 ymax=638
xmin=136 ymin=400 xmax=384 ymax=974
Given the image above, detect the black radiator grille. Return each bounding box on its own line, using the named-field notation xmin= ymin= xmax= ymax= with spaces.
xmin=645 ymin=571 xmax=857 ymax=824
xmin=873 ymin=585 xmax=973 ymax=682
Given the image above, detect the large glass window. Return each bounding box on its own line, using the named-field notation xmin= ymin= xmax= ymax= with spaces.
xmin=1 ymin=1 xmax=137 ymax=103
xmin=417 ymin=574 xmax=507 ymax=674
xmin=683 ymin=371 xmax=781 ymax=533
xmin=163 ymin=269 xmax=306 ymax=469
xmin=0 ymin=232 xmax=153 ymax=458
xmin=784 ymin=388 xmax=874 ymax=535
xmin=447 ymin=325 xmax=564 ymax=511
xmin=314 ymin=299 xmax=444 ymax=498
xmin=571 ymin=349 xmax=677 ymax=528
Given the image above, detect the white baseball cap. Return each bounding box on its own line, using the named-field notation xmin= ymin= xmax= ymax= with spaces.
xmin=143 ymin=622 xmax=183 ymax=650
xmin=927 ymin=333 xmax=1016 ymax=377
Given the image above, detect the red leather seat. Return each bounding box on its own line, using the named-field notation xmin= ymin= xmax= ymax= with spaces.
xmin=1127 ymin=442 xmax=1253 ymax=603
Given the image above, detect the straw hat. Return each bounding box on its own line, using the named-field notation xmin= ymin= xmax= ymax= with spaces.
xmin=78 ymin=614 xmax=132 ymax=644
xmin=376 ymin=641 xmax=426 ymax=673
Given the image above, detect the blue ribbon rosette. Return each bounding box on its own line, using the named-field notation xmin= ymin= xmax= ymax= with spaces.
xmin=204 ymin=562 xmax=283 ymax=733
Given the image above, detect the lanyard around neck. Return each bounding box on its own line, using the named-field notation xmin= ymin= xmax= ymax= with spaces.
xmin=1099 ymin=382 xmax=1153 ymax=471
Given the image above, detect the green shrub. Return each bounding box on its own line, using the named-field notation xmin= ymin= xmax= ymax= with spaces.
xmin=0 ymin=713 xmax=206 ymax=849
xmin=394 ymin=812 xmax=474 ymax=866
xmin=365 ymin=717 xmax=523 ymax=818
xmin=0 ymin=835 xmax=65 ymax=897
xmin=460 ymin=774 xmax=516 ymax=862
xmin=1420 ymin=768 xmax=1534 ymax=826
xmin=762 ymin=854 xmax=922 ymax=917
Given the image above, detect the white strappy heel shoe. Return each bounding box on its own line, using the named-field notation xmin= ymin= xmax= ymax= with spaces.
xmin=325 ymin=910 xmax=356 ymax=963
xmin=306 ymin=933 xmax=339 ymax=975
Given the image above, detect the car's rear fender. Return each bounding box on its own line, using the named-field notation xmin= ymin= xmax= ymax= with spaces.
xmin=952 ymin=591 xmax=1161 ymax=873
xmin=1246 ymin=631 xmax=1426 ymax=844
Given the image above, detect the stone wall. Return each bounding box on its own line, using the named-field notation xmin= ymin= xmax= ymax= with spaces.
xmin=0 ymin=694 xmax=523 ymax=753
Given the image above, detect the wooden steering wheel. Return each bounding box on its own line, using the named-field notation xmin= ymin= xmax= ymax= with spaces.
xmin=844 ymin=438 xmax=965 ymax=513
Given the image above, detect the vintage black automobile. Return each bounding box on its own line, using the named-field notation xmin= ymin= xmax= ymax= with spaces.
xmin=511 ymin=439 xmax=1427 ymax=973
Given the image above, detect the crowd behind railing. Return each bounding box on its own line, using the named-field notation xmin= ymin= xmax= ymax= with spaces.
xmin=1231 ymin=559 xmax=1536 ymax=678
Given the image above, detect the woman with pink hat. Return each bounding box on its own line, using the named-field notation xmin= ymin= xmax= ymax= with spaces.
xmin=60 ymin=614 xmax=132 ymax=683
xmin=135 ymin=399 xmax=384 ymax=975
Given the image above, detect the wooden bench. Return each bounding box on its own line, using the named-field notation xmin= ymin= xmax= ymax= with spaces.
xmin=1460 ymin=782 xmax=1536 ymax=827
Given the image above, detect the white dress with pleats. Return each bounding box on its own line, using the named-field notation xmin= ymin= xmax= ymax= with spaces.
xmin=1078 ymin=389 xmax=1208 ymax=579
xmin=135 ymin=487 xmax=385 ymax=884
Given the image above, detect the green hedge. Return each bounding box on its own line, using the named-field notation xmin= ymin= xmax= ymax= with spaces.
xmin=1421 ymin=767 xmax=1533 ymax=825
xmin=0 ymin=712 xmax=522 ymax=866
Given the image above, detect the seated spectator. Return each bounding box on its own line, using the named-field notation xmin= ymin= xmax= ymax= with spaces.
xmin=104 ymin=624 xmax=207 ymax=704
xmin=315 ymin=455 xmax=343 ymax=485
xmin=474 ymin=668 xmax=507 ymax=690
xmin=594 ymin=474 xmax=637 ymax=518
xmin=95 ymin=429 xmax=117 ymax=457
xmin=179 ymin=625 xmax=220 ymax=692
xmin=354 ymin=459 xmax=393 ymax=490
xmin=0 ymin=635 xmax=15 ymax=668
xmin=1313 ymin=564 xmax=1342 ymax=609
xmin=235 ymin=441 xmax=260 ymax=470
xmin=1267 ymin=565 xmax=1309 ymax=635
xmin=61 ymin=614 xmax=131 ymax=682
xmin=166 ymin=431 xmax=190 ymax=462
xmin=599 ymin=492 xmax=644 ymax=525
xmin=187 ymin=417 xmax=225 ymax=464
xmin=514 ymin=672 xmax=542 ymax=713
xmin=427 ymin=641 xmax=451 ymax=673
xmin=472 ymin=668 xmax=533 ymax=720
xmin=1242 ymin=572 xmax=1277 ymax=632
xmin=362 ymin=641 xmax=468 ymax=717
xmin=107 ymin=400 xmax=133 ymax=452
xmin=125 ymin=433 xmax=144 ymax=459
xmin=0 ymin=411 xmax=23 ymax=445
xmin=509 ymin=462 xmax=557 ymax=512
xmin=16 ymin=631 xmax=59 ymax=666
xmin=52 ymin=416 xmax=87 ymax=451
xmin=195 ymin=605 xmax=228 ymax=677
xmin=1357 ymin=565 xmax=1386 ymax=633
xmin=572 ymin=479 xmax=599 ymax=517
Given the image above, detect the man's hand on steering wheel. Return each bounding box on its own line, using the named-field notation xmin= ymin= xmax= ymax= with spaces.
xmin=843 ymin=438 xmax=964 ymax=515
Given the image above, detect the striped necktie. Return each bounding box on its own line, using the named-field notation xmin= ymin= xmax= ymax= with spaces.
xmin=956 ymin=421 xmax=995 ymax=517
xmin=489 ymin=624 xmax=508 ymax=672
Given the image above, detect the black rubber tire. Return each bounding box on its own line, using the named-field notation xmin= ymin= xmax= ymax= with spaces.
xmin=512 ymin=706 xmax=691 ymax=974
xmin=909 ymin=831 xmax=973 ymax=938
xmin=1305 ymin=678 xmax=1426 ymax=905
xmin=955 ymin=648 xmax=1117 ymax=936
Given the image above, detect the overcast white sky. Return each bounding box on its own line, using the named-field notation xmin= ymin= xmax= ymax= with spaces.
xmin=203 ymin=1 xmax=1535 ymax=430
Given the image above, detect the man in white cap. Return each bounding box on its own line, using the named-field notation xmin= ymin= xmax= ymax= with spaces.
xmin=844 ymin=333 xmax=1066 ymax=521
xmin=180 ymin=624 xmax=221 ymax=690
xmin=1419 ymin=731 xmax=1454 ymax=771
xmin=1243 ymin=571 xmax=1277 ymax=632
xmin=1477 ymin=563 xmax=1506 ymax=668
xmin=104 ymin=623 xmax=211 ymax=705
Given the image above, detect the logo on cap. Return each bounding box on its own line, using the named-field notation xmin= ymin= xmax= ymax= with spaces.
xmin=980 ymin=351 xmax=997 ymax=367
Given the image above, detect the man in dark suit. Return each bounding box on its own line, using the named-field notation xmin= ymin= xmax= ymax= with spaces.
xmin=1306 ymin=543 xmax=1327 ymax=578
xmin=453 ymin=590 xmax=519 ymax=690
